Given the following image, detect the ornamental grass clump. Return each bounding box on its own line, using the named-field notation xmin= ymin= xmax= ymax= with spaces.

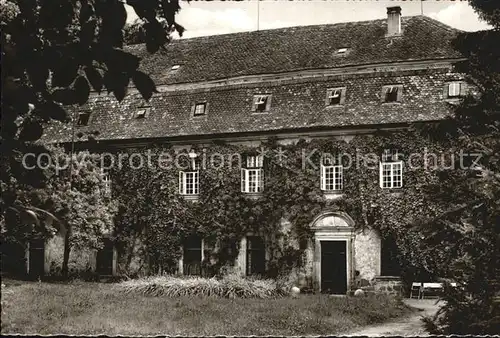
xmin=117 ymin=275 xmax=287 ymax=298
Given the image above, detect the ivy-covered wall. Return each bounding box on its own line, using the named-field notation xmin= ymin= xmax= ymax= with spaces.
xmin=85 ymin=129 xmax=456 ymax=290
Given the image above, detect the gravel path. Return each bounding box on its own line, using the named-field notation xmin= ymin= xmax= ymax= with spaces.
xmin=344 ymin=299 xmax=442 ymax=337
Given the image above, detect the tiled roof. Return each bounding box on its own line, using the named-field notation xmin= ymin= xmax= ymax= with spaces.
xmin=127 ymin=15 xmax=461 ymax=85
xmin=43 ymin=15 xmax=463 ymax=144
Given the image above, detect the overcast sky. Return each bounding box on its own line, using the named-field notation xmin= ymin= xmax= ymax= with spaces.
xmin=126 ymin=1 xmax=491 ymax=39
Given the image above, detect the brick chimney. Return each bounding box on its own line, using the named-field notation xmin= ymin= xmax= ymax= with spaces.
xmin=387 ymin=6 xmax=402 ymax=36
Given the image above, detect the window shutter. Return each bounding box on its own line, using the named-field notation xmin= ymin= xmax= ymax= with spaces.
xmin=191 ymin=104 xmax=196 ymax=116
xmin=396 ymin=85 xmax=403 ymax=102
xmin=401 ymin=162 xmax=404 ymax=188
xmin=337 ymin=165 xmax=343 ymax=190
xmin=259 ymin=168 xmax=264 ymax=191
xmin=459 ymin=82 xmax=467 ymax=97
xmin=194 ymin=171 xmax=199 ymax=194
xmin=241 ymin=168 xmax=247 ymax=192
xmin=205 ymin=102 xmax=210 ymax=115
xmin=443 ymin=83 xmax=450 ymax=99
xmin=179 ymin=171 xmax=185 ymax=194
xmin=320 ymin=165 xmax=325 ymax=190
xmin=379 ymin=162 xmax=384 ymax=188
xmin=340 ymin=87 xmax=347 ymax=105
xmin=265 ymin=95 xmax=272 ymax=112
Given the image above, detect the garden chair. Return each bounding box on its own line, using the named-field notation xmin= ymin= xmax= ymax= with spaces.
xmin=410 ymin=282 xmax=422 ymax=299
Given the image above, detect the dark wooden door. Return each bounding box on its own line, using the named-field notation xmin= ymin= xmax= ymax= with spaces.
xmin=97 ymin=239 xmax=114 ymax=276
xmin=320 ymin=241 xmax=347 ymax=294
xmin=29 ymin=238 xmax=45 ymax=279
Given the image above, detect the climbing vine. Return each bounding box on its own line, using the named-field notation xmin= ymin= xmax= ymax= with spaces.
xmin=109 ymin=129 xmax=459 ymax=281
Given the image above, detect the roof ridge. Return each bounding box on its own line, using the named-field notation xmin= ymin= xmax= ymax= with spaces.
xmin=125 ymin=14 xmax=451 ymax=49
xmin=166 ymin=15 xmax=434 ymax=43
xmin=418 ymin=15 xmax=462 ymax=33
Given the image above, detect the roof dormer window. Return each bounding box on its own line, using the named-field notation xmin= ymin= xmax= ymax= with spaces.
xmin=337 ymin=48 xmax=348 ymax=54
xmin=77 ymin=112 xmax=90 ymax=126
xmin=252 ymin=94 xmax=272 ymax=113
xmin=171 ymin=65 xmax=181 ymax=70
xmin=136 ymin=109 xmax=146 ymax=119
xmin=445 ymin=81 xmax=466 ymax=99
xmin=382 ymin=85 xmax=403 ymax=103
xmin=194 ymin=103 xmax=207 ymax=116
xmin=326 ymin=87 xmax=346 ymax=106
xmin=135 ymin=107 xmax=151 ymax=119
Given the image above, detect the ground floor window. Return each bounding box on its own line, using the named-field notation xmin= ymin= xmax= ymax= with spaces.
xmin=246 ymin=236 xmax=265 ymax=276
xmin=28 ymin=238 xmax=45 ymax=279
xmin=381 ymin=235 xmax=401 ymax=276
xmin=96 ymin=238 xmax=114 ymax=276
xmin=183 ymin=235 xmax=202 ymax=275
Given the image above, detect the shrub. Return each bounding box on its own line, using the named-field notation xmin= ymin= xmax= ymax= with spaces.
xmin=117 ymin=274 xmax=287 ymax=298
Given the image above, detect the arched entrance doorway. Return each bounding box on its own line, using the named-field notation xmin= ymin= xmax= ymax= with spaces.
xmin=310 ymin=212 xmax=354 ymax=294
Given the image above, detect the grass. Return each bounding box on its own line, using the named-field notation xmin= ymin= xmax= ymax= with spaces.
xmin=118 ymin=275 xmax=286 ymax=298
xmin=1 ymin=279 xmax=414 ymax=336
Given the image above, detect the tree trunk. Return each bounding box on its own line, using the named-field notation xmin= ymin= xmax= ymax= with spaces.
xmin=62 ymin=225 xmax=72 ymax=278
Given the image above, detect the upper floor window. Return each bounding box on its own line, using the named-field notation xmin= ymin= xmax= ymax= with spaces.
xmin=193 ymin=102 xmax=208 ymax=116
xmin=241 ymin=155 xmax=264 ymax=193
xmin=179 ymin=158 xmax=200 ymax=196
xmin=320 ymin=155 xmax=343 ymax=191
xmin=379 ymin=149 xmax=403 ymax=189
xmin=445 ymin=82 xmax=466 ymax=99
xmin=252 ymin=94 xmax=272 ymax=112
xmin=382 ymin=85 xmax=403 ymax=103
xmin=77 ymin=112 xmax=90 ymax=126
xmin=326 ymin=87 xmax=346 ymax=106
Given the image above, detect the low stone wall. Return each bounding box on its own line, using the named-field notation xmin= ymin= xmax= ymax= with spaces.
xmin=373 ymin=276 xmax=404 ymax=296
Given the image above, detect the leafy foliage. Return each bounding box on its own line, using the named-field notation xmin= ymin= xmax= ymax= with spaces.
xmin=0 ymin=0 xmax=183 ymax=242
xmin=118 ymin=274 xmax=287 ymax=298
xmin=2 ymin=147 xmax=117 ymax=274
xmin=417 ymin=2 xmax=500 ymax=334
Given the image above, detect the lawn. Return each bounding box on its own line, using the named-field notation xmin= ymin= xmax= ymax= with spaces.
xmin=1 ymin=279 xmax=414 ymax=335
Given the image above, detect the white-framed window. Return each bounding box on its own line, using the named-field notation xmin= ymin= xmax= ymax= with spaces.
xmin=321 ymin=164 xmax=343 ymax=191
xmin=179 ymin=171 xmax=199 ymax=195
xmin=252 ymin=94 xmax=271 ymax=112
xmin=241 ymin=155 xmax=264 ymax=193
xmin=246 ymin=155 xmax=263 ymax=168
xmin=194 ymin=103 xmax=207 ymax=116
xmin=448 ymin=82 xmax=461 ymax=97
xmin=379 ymin=150 xmax=403 ymax=189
